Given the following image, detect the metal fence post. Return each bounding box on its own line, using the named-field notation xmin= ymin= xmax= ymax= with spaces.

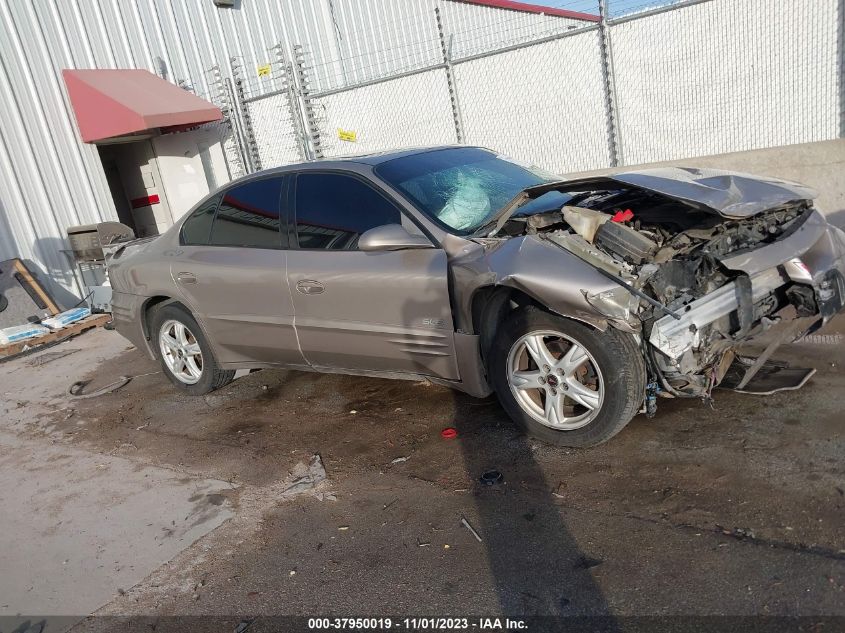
xmin=597 ymin=0 xmax=623 ymax=167
xmin=435 ymin=6 xmax=466 ymax=144
xmin=230 ymin=57 xmax=262 ymax=172
xmin=208 ymin=65 xmax=247 ymax=180
xmin=839 ymin=0 xmax=844 ymax=138
xmin=292 ymin=45 xmax=324 ymax=159
xmin=274 ymin=45 xmax=311 ymax=162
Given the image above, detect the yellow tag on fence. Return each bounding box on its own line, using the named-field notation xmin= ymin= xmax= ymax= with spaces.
xmin=257 ymin=63 xmax=271 ymax=77
xmin=338 ymin=128 xmax=357 ymax=142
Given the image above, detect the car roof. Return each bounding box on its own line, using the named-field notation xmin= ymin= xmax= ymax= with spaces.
xmin=338 ymin=145 xmax=474 ymax=165
xmin=209 ymin=145 xmax=494 ymax=194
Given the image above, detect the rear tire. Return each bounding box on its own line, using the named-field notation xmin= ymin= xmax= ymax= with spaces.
xmin=150 ymin=304 xmax=235 ymax=395
xmin=489 ymin=306 xmax=645 ymax=447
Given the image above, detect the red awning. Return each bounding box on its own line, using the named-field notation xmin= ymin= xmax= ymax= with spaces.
xmin=62 ymin=69 xmax=223 ymax=143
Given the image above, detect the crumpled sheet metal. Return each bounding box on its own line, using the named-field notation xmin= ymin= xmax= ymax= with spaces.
xmin=609 ymin=167 xmax=818 ymax=218
xmin=449 ymin=235 xmax=617 ymax=332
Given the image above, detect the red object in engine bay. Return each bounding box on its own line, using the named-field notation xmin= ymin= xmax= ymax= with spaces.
xmin=611 ymin=209 xmax=634 ymax=223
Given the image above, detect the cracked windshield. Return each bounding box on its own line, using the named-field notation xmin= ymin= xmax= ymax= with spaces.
xmin=376 ymin=147 xmax=569 ymax=233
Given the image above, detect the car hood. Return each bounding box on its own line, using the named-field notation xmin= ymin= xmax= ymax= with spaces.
xmin=601 ymin=167 xmax=818 ymax=218
xmin=482 ymin=167 xmax=819 ymax=237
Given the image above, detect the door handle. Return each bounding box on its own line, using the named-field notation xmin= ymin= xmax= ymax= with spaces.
xmin=296 ymin=279 xmax=325 ymax=295
xmin=176 ymin=272 xmax=197 ymax=284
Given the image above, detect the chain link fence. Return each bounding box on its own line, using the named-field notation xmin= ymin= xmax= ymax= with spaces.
xmin=452 ymin=27 xmax=611 ymax=173
xmin=190 ymin=65 xmax=249 ymax=181
xmin=313 ymin=68 xmax=459 ymax=158
xmin=210 ymin=0 xmax=843 ymax=178
xmin=610 ymin=0 xmax=841 ymax=165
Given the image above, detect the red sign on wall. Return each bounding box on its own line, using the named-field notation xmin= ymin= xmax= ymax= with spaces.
xmin=130 ymin=194 xmax=160 ymax=209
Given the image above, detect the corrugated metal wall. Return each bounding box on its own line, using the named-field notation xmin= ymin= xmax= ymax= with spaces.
xmin=0 ymin=0 xmax=577 ymax=302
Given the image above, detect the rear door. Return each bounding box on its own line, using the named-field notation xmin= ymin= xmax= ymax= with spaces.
xmin=286 ymin=171 xmax=458 ymax=379
xmin=172 ymin=175 xmax=304 ymax=366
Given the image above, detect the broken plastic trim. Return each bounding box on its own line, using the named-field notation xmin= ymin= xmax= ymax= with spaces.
xmin=589 ymin=266 xmax=682 ymax=320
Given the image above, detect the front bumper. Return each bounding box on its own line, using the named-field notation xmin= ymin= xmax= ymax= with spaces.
xmin=650 ymin=215 xmax=845 ymax=362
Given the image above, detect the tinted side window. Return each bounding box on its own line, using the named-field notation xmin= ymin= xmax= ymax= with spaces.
xmin=295 ymin=173 xmax=401 ymax=250
xmin=180 ymin=195 xmax=220 ymax=245
xmin=209 ymin=177 xmax=284 ymax=249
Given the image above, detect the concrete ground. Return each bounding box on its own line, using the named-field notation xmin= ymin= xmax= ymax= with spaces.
xmin=1 ymin=315 xmax=844 ymax=632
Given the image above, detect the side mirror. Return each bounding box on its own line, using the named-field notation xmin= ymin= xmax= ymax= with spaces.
xmin=358 ymin=224 xmax=433 ymax=252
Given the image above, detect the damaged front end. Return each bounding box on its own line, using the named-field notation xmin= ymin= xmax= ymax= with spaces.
xmin=490 ymin=168 xmax=845 ymax=405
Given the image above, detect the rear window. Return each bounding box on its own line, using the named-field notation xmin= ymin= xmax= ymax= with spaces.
xmin=209 ymin=177 xmax=285 ymax=249
xmin=180 ymin=195 xmax=220 ymax=245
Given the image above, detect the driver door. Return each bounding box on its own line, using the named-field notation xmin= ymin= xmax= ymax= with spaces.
xmin=286 ymin=171 xmax=458 ymax=379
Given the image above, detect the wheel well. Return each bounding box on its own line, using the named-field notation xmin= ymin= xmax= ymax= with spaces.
xmin=471 ymin=286 xmax=537 ymax=364
xmin=141 ymin=296 xmax=181 ymax=347
xmin=471 ymin=286 xmax=601 ymax=365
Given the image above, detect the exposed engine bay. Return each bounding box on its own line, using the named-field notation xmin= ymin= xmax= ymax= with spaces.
xmin=496 ymin=185 xmax=822 ymax=405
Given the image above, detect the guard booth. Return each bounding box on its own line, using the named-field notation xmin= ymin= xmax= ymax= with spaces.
xmin=63 ymin=69 xmax=231 ymax=237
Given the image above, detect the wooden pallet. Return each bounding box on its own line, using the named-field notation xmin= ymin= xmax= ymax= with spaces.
xmin=0 ymin=313 xmax=112 ymax=359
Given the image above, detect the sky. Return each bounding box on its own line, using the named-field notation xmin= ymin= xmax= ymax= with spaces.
xmin=529 ymin=0 xmax=676 ymax=17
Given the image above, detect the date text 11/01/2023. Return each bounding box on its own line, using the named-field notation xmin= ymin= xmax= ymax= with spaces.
xmin=307 ymin=618 xmax=528 ymax=630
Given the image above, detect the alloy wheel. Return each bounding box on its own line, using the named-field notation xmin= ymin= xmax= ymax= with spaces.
xmin=159 ymin=319 xmax=204 ymax=385
xmin=506 ymin=330 xmax=604 ymax=430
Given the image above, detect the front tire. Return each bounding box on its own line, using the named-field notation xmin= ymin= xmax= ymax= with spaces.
xmin=489 ymin=306 xmax=645 ymax=447
xmin=151 ymin=304 xmax=235 ymax=395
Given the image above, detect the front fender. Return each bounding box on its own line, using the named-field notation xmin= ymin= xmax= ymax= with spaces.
xmin=450 ymin=235 xmax=619 ymax=333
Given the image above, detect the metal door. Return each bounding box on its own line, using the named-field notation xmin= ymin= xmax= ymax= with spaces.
xmin=286 ymin=171 xmax=458 ymax=379
xmin=173 ymin=176 xmax=303 ymax=367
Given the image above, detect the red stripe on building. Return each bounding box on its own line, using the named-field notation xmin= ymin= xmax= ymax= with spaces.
xmin=131 ymin=194 xmax=160 ymax=209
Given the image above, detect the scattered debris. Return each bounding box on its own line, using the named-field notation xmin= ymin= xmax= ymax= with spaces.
xmin=573 ymin=556 xmax=603 ymax=570
xmin=718 ymin=525 xmax=756 ymax=540
xmin=69 ymin=375 xmax=131 ymax=399
xmin=235 ymin=619 xmax=255 ymax=633
xmin=0 ymin=323 xmax=49 ymax=345
xmin=795 ymin=333 xmax=844 ymax=345
xmin=460 ymin=516 xmax=482 ymax=543
xmin=441 ymin=427 xmax=458 ymax=439
xmin=280 ymin=454 xmax=327 ymax=498
xmin=27 ymin=348 xmax=80 ymax=366
xmin=479 ymin=470 xmax=504 ymax=486
xmin=1 ymin=313 xmax=111 ymax=361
